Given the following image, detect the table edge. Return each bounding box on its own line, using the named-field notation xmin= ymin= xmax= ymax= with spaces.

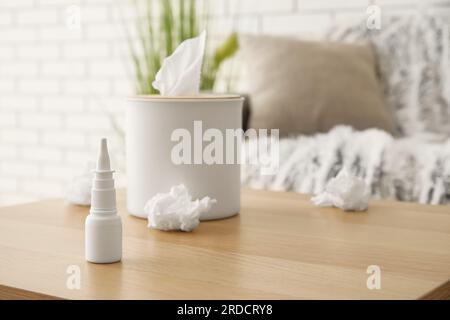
xmin=0 ymin=285 xmax=62 ymax=300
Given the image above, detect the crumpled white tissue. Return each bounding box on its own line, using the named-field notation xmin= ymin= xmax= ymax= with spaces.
xmin=66 ymin=161 xmax=95 ymax=206
xmin=152 ymin=30 xmax=206 ymax=95
xmin=144 ymin=184 xmax=216 ymax=232
xmin=311 ymin=168 xmax=370 ymax=211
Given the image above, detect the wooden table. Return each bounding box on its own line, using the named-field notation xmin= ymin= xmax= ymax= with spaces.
xmin=0 ymin=189 xmax=449 ymax=300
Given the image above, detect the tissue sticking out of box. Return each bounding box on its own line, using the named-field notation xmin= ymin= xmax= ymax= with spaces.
xmin=144 ymin=184 xmax=216 ymax=232
xmin=152 ymin=30 xmax=206 ymax=96
xmin=311 ymin=168 xmax=370 ymax=211
xmin=66 ymin=161 xmax=95 ymax=206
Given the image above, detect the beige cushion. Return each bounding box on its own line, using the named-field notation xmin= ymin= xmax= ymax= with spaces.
xmin=240 ymin=35 xmax=397 ymax=136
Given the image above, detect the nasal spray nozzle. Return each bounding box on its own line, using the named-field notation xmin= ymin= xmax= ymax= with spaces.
xmin=97 ymin=138 xmax=111 ymax=171
xmin=90 ymin=139 xmax=116 ymax=215
xmin=85 ymin=138 xmax=122 ymax=263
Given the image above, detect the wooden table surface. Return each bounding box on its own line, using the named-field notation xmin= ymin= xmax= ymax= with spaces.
xmin=0 ymin=189 xmax=449 ymax=300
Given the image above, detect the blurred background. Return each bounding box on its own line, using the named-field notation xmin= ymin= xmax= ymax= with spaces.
xmin=0 ymin=0 xmax=449 ymax=206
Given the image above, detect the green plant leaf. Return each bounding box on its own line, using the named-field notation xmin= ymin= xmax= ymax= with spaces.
xmin=188 ymin=0 xmax=197 ymax=38
xmin=178 ymin=0 xmax=185 ymax=42
xmin=201 ymin=32 xmax=239 ymax=91
xmin=161 ymin=0 xmax=174 ymax=56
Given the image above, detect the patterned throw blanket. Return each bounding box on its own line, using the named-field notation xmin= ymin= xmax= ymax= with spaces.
xmin=241 ymin=126 xmax=450 ymax=205
xmin=328 ymin=14 xmax=450 ymax=137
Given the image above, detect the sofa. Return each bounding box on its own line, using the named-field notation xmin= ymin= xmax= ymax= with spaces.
xmin=240 ymin=14 xmax=450 ymax=205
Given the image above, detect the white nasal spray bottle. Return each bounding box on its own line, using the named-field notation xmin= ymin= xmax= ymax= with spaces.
xmin=85 ymin=138 xmax=122 ymax=263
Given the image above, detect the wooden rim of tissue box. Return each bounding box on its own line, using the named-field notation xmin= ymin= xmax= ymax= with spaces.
xmin=129 ymin=94 xmax=243 ymax=102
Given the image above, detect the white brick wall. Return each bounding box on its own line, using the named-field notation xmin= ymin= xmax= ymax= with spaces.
xmin=0 ymin=0 xmax=448 ymax=205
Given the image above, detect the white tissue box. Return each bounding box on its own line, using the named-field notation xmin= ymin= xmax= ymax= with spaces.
xmin=126 ymin=95 xmax=243 ymax=220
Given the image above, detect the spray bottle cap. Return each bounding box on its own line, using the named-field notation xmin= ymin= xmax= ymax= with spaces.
xmin=96 ymin=138 xmax=112 ymax=172
xmin=90 ymin=138 xmax=116 ymax=215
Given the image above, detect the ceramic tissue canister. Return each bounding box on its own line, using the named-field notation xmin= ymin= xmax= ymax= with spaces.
xmin=85 ymin=138 xmax=122 ymax=264
xmin=126 ymin=95 xmax=243 ymax=220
